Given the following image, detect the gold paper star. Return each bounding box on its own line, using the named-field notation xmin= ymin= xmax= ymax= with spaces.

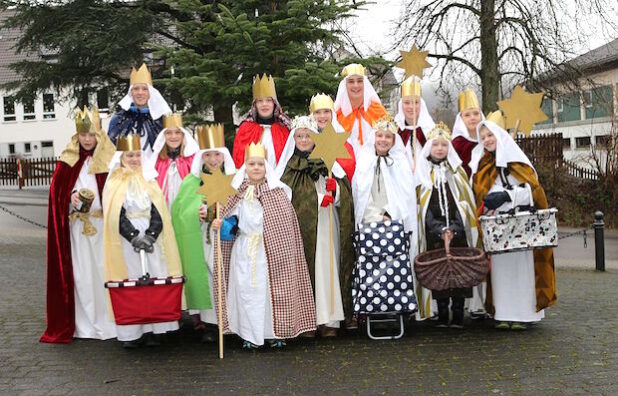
xmin=497 ymin=85 xmax=548 ymax=136
xmin=197 ymin=168 xmax=237 ymax=208
xmin=309 ymin=122 xmax=351 ymax=172
xmin=396 ymin=44 xmax=432 ymax=79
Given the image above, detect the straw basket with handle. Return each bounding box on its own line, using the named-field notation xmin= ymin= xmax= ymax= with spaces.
xmin=414 ymin=232 xmax=489 ymax=291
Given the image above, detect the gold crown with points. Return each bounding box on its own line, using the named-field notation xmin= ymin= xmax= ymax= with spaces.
xmin=163 ymin=113 xmax=183 ymax=129
xmin=130 ymin=63 xmax=153 ymax=86
xmin=401 ymin=75 xmax=422 ymax=98
xmin=116 ymin=134 xmax=141 ymax=152
xmin=252 ymin=74 xmax=277 ymax=100
xmin=245 ymin=142 xmax=267 ymax=160
xmin=342 ymin=63 xmax=366 ymax=78
xmin=309 ymin=93 xmax=335 ymax=113
xmin=75 ymin=106 xmax=102 ymax=134
xmin=427 ymin=122 xmax=452 ymax=141
xmin=372 ymin=115 xmax=398 ymax=134
xmin=458 ymin=88 xmax=480 ymax=112
xmin=485 ymin=110 xmax=506 ymax=129
xmin=196 ymin=123 xmax=225 ymax=150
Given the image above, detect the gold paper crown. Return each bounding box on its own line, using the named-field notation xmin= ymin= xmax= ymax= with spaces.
xmin=116 ymin=134 xmax=141 ymax=152
xmin=196 ymin=123 xmax=225 ymax=150
xmin=291 ymin=115 xmax=318 ymax=132
xmin=309 ymin=93 xmax=334 ymax=113
xmin=372 ymin=115 xmax=398 ymax=134
xmin=130 ymin=63 xmax=153 ymax=86
xmin=427 ymin=122 xmax=452 ymax=141
xmin=245 ymin=142 xmax=267 ymax=160
xmin=401 ymin=75 xmax=422 ymax=98
xmin=75 ymin=106 xmax=102 ymax=134
xmin=486 ymin=110 xmax=506 ymax=129
xmin=458 ymin=88 xmax=480 ymax=112
xmin=163 ymin=113 xmax=183 ymax=129
xmin=342 ymin=63 xmax=366 ymax=78
xmin=252 ymin=74 xmax=277 ymax=100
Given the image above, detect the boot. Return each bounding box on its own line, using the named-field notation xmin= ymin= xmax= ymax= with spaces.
xmin=436 ymin=298 xmax=450 ymax=327
xmin=450 ymin=297 xmax=465 ymax=329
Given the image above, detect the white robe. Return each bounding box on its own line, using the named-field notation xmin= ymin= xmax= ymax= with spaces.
xmin=260 ymin=124 xmax=278 ymax=169
xmin=70 ymin=158 xmax=117 ymax=340
xmin=226 ymin=186 xmax=275 ymax=345
xmin=190 ymin=219 xmax=217 ymax=325
xmin=163 ymin=162 xmax=183 ymax=210
xmin=489 ymin=173 xmax=544 ymax=322
xmin=115 ymin=184 xmax=180 ymax=341
xmin=314 ymin=176 xmax=344 ymax=328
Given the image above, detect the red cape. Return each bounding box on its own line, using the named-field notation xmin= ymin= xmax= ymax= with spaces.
xmin=452 ymin=136 xmax=477 ymax=177
xmin=232 ymin=121 xmax=290 ymax=168
xmin=40 ymin=151 xmax=107 ymax=343
xmin=338 ymin=141 xmax=356 ymax=182
xmin=398 ymin=127 xmax=427 ymax=148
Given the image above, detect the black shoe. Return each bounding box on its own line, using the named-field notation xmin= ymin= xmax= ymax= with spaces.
xmin=122 ymin=340 xmax=140 ymax=349
xmin=144 ymin=333 xmax=161 ymax=347
xmin=201 ymin=328 xmax=217 ymax=344
xmin=450 ymin=298 xmax=465 ymax=329
xmin=436 ymin=299 xmax=449 ymax=327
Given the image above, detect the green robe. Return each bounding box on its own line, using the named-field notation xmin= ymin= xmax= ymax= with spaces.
xmin=280 ymin=154 xmax=356 ymax=321
xmin=171 ymin=174 xmax=212 ymax=310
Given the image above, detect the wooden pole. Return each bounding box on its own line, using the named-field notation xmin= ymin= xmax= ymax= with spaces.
xmin=215 ymin=202 xmax=224 ymax=359
xmin=411 ymin=96 xmax=419 ymax=172
xmin=328 ymin=170 xmax=335 ymax=315
xmin=511 ymin=119 xmax=521 ymax=139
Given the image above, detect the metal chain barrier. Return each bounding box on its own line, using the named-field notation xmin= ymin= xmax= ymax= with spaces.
xmin=0 ymin=203 xmax=47 ymax=229
xmin=558 ymin=228 xmax=588 ymax=248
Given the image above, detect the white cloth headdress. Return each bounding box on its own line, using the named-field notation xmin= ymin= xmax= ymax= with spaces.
xmin=394 ymin=98 xmax=435 ymax=135
xmin=415 ymin=136 xmax=463 ymax=189
xmin=108 ymin=151 xmax=159 ymax=181
xmin=190 ymin=147 xmax=236 ymax=177
xmin=451 ymin=111 xmax=485 ymax=143
xmin=118 ymin=85 xmax=173 ymax=120
xmin=231 ymin=160 xmax=292 ymax=200
xmin=334 ymin=75 xmax=382 ymax=116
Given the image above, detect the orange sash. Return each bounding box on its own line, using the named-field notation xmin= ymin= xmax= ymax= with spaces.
xmin=336 ymin=101 xmax=387 ymax=146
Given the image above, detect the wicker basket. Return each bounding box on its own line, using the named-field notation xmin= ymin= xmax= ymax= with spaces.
xmin=414 ymin=238 xmax=489 ymax=291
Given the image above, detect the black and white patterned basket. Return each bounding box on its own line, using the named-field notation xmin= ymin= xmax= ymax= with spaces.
xmin=352 ymin=220 xmax=417 ymax=315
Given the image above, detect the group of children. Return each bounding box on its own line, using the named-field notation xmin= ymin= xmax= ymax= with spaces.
xmin=40 ymin=63 xmax=556 ymax=349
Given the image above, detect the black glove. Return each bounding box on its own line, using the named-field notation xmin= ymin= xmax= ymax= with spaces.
xmin=483 ymin=191 xmax=512 ymax=210
xmin=140 ymin=234 xmax=156 ymax=253
xmin=131 ymin=236 xmax=144 ymax=252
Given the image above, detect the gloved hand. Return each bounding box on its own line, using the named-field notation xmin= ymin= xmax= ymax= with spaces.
xmin=483 ymin=191 xmax=512 ymax=210
xmin=320 ymin=195 xmax=334 ymax=207
xmin=141 ymin=234 xmax=156 ymax=253
xmin=326 ymin=177 xmax=337 ymax=193
xmin=131 ymin=236 xmax=149 ymax=253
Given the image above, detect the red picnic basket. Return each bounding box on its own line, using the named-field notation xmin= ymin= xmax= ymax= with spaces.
xmin=104 ymin=250 xmax=185 ymax=325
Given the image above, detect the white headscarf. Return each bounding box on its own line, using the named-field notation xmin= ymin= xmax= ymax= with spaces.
xmin=394 ymin=98 xmax=435 ymax=135
xmin=334 ymin=75 xmax=382 ymax=116
xmin=118 ymin=84 xmax=173 ymax=120
xmin=452 ymin=111 xmax=485 ymax=143
xmin=231 ymin=159 xmax=292 ymax=200
xmin=190 ymin=147 xmax=236 ymax=178
xmin=150 ymin=126 xmax=200 ymax=159
xmin=415 ymin=136 xmax=463 ymax=190
xmin=275 ymin=117 xmax=346 ymax=180
xmin=352 ymin=133 xmax=416 ymax=232
xmin=108 ymin=151 xmax=159 ymax=181
xmin=469 ymin=119 xmax=534 ymax=177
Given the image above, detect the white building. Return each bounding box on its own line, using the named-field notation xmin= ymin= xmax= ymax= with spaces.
xmin=533 ymin=39 xmax=617 ymax=167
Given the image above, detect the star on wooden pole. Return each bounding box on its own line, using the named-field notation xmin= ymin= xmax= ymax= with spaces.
xmin=309 ymin=122 xmax=351 ymax=172
xmin=196 ymin=168 xmax=237 ymax=208
xmin=497 ymin=85 xmax=548 ymax=136
xmin=396 ymin=44 xmax=432 ymax=79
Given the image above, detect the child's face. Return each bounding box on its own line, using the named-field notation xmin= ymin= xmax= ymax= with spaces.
xmin=430 ymin=139 xmax=449 ymax=160
xmin=374 ymin=129 xmax=395 ymax=156
xmin=345 ymin=75 xmax=364 ymax=104
xmin=78 ymin=132 xmax=97 ymax=151
xmin=131 ymin=83 xmax=150 ymax=107
xmin=294 ymin=128 xmax=315 ymax=152
xmin=480 ymin=126 xmax=497 ymax=152
xmin=246 ymin=157 xmax=266 ymax=182
xmin=202 ymin=151 xmax=224 ymax=171
xmin=462 ymin=108 xmax=482 ymax=132
xmin=313 ymin=109 xmax=332 ymax=130
xmin=402 ymin=96 xmax=421 ymax=123
xmin=164 ymin=128 xmax=183 ymax=150
xmin=255 ymin=97 xmax=275 ymax=119
xmin=121 ymin=151 xmax=142 ymax=170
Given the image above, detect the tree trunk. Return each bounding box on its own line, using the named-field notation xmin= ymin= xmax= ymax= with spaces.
xmin=479 ymin=0 xmax=499 ymax=114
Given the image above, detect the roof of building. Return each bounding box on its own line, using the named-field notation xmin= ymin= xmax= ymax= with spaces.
xmin=0 ymin=10 xmax=36 ymax=85
xmin=568 ymin=38 xmax=618 ymax=72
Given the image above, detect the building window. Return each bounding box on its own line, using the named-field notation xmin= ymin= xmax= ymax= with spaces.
xmin=557 ymin=98 xmax=564 ymax=113
xmin=540 ymin=97 xmax=553 ymax=125
xmin=596 ymin=135 xmax=611 ymax=147
xmin=24 ymin=143 xmax=31 ymax=153
xmin=557 ymin=92 xmax=581 ymax=123
xmin=585 ymin=85 xmax=613 ymax=120
xmin=8 ymin=144 xmax=15 ymax=154
xmin=76 ymin=88 xmax=89 ymax=108
xmin=583 ymin=91 xmax=593 ymax=108
xmin=563 ymin=138 xmax=571 ymax=149
xmin=41 ymin=141 xmax=53 ymax=147
xmin=97 ymin=88 xmax=109 ymax=111
xmin=3 ymin=96 xmax=16 ymax=121
xmin=23 ymin=96 xmax=36 ymax=120
xmin=575 ymin=137 xmax=591 ymax=148
xmin=43 ymin=93 xmax=56 ymax=119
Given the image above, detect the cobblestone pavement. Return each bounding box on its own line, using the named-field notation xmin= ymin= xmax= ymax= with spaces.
xmin=0 ymin=211 xmax=617 ymax=395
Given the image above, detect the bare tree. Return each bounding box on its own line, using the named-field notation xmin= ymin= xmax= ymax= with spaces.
xmin=393 ymin=0 xmax=617 ymax=113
